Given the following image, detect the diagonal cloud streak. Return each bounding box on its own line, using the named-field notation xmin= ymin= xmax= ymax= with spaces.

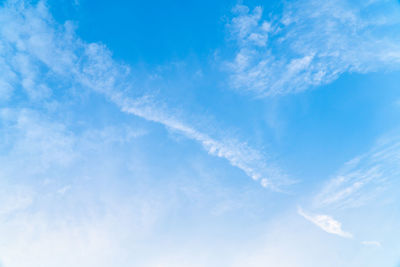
xmin=314 ymin=134 xmax=400 ymax=209
xmin=0 ymin=0 xmax=292 ymax=189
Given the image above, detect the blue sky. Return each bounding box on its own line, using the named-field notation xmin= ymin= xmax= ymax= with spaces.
xmin=1 ymin=0 xmax=400 ymax=266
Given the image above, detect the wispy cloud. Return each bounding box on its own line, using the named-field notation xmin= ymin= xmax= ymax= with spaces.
xmin=297 ymin=133 xmax=400 ymax=248
xmin=114 ymin=94 xmax=292 ymax=190
xmin=298 ymin=207 xmax=353 ymax=238
xmin=314 ymin=135 xmax=400 ymax=209
xmin=0 ymin=1 xmax=292 ymax=189
xmin=227 ymin=0 xmax=400 ymax=96
xmin=361 ymin=240 xmax=381 ymax=247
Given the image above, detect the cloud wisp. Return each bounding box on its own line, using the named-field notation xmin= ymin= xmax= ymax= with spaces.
xmin=0 ymin=0 xmax=292 ymax=189
xmin=314 ymin=134 xmax=400 ymax=209
xmin=295 ymin=133 xmax=400 ymax=248
xmin=298 ymin=207 xmax=353 ymax=238
xmin=227 ymin=0 xmax=400 ymax=96
xmin=361 ymin=241 xmax=381 ymax=247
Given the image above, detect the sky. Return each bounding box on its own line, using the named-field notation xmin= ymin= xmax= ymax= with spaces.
xmin=0 ymin=0 xmax=400 ymax=266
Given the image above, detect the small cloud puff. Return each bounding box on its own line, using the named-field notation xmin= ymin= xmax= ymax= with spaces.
xmin=361 ymin=241 xmax=381 ymax=247
xmin=298 ymin=207 xmax=353 ymax=238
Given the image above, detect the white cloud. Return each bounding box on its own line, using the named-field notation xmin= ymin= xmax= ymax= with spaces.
xmin=361 ymin=241 xmax=381 ymax=247
xmin=0 ymin=0 xmax=292 ymax=189
xmin=314 ymin=135 xmax=400 ymax=209
xmin=227 ymin=0 xmax=400 ymax=96
xmin=114 ymin=94 xmax=292 ymax=190
xmin=228 ymin=211 xmax=391 ymax=267
xmin=298 ymin=207 xmax=353 ymax=238
xmin=297 ymin=133 xmax=400 ymax=252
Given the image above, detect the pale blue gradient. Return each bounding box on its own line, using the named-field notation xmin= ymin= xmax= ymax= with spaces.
xmin=0 ymin=0 xmax=400 ymax=266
